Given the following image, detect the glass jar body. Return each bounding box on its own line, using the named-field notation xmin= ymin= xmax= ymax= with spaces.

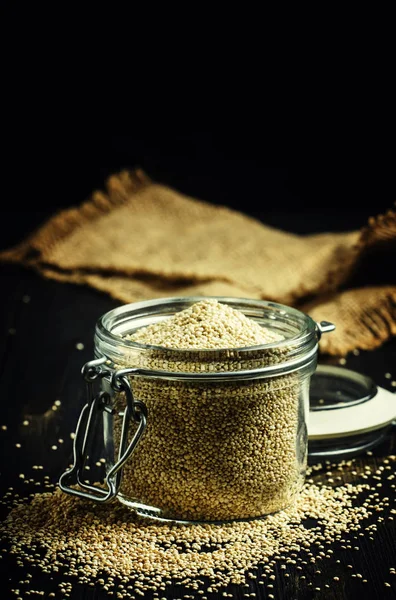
xmin=95 ymin=297 xmax=319 ymax=522
xmin=107 ymin=369 xmax=312 ymax=522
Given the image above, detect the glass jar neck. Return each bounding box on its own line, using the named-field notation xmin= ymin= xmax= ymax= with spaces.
xmin=94 ymin=296 xmax=320 ymax=378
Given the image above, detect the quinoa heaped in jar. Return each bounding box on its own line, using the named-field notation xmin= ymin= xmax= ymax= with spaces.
xmin=112 ymin=299 xmax=308 ymax=521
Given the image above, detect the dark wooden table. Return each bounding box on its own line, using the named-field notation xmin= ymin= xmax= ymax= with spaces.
xmin=0 ymin=263 xmax=395 ymax=600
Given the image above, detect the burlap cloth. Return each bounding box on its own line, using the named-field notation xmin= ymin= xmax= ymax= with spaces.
xmin=1 ymin=169 xmax=395 ymax=356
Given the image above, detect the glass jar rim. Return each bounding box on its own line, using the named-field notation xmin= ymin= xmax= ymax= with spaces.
xmin=95 ymin=295 xmax=318 ymax=355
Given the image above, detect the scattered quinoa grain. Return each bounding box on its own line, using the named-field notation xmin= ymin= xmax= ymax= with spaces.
xmin=1 ymin=455 xmax=394 ymax=598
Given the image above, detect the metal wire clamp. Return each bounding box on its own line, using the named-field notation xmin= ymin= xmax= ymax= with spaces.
xmin=58 ymin=358 xmax=147 ymax=503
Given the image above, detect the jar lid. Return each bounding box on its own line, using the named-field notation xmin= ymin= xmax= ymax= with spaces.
xmin=308 ymin=364 xmax=396 ymax=460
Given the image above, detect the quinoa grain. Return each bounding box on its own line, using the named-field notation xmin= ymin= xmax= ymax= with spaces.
xmin=114 ymin=300 xmax=305 ymax=521
xmin=3 ymin=458 xmax=394 ymax=597
xmin=2 ymin=300 xmax=392 ymax=598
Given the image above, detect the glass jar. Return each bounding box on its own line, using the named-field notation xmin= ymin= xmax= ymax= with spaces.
xmin=59 ymin=296 xmax=335 ymax=523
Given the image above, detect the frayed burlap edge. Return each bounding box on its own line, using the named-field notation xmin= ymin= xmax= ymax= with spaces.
xmin=302 ymin=286 xmax=396 ymax=356
xmin=0 ymin=169 xmax=151 ymax=264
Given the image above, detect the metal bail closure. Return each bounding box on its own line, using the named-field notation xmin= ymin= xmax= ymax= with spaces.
xmin=59 ymin=360 xmax=147 ymax=503
xmin=316 ymin=320 xmax=336 ymax=340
